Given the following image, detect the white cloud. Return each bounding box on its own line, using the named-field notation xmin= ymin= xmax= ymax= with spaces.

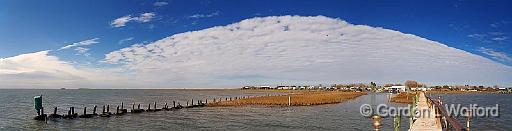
xmin=118 ymin=37 xmax=134 ymax=44
xmin=74 ymin=47 xmax=90 ymax=56
xmin=111 ymin=15 xmax=132 ymax=27
xmin=468 ymin=32 xmax=509 ymax=43
xmin=189 ymin=11 xmax=220 ymax=18
xmin=2 ymin=16 xmax=511 ymax=89
xmin=102 ymin=15 xmax=512 ymax=87
xmin=153 ymin=1 xmax=168 ymax=7
xmin=491 ymin=36 xmax=508 ymax=41
xmin=110 ymin=13 xmax=156 ymax=27
xmin=479 ymin=47 xmax=512 ymax=62
xmin=0 ymin=51 xmax=131 ymax=88
xmin=133 ymin=13 xmax=155 ymax=22
xmin=59 ymin=38 xmax=100 ymax=50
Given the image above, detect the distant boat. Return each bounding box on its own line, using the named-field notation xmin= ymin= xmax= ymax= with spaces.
xmin=60 ymin=88 xmax=66 ymax=90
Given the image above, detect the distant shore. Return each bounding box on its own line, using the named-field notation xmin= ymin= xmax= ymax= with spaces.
xmin=390 ymin=90 xmax=503 ymax=103
xmin=208 ymin=91 xmax=367 ymax=106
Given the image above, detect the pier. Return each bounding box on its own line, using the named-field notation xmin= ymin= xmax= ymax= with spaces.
xmin=408 ymin=92 xmax=442 ymax=131
xmin=372 ymin=92 xmax=470 ymax=131
xmin=408 ymin=92 xmax=468 ymax=131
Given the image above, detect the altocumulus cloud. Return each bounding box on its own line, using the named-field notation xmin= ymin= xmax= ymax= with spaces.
xmin=103 ymin=16 xmax=512 ymax=87
xmin=1 ymin=16 xmax=511 ymax=88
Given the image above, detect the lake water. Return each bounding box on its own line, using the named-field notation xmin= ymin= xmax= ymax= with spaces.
xmin=0 ymin=89 xmax=509 ymax=130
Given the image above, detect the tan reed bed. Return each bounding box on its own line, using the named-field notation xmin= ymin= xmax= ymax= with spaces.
xmin=390 ymin=92 xmax=418 ymax=103
xmin=208 ymin=91 xmax=367 ymax=107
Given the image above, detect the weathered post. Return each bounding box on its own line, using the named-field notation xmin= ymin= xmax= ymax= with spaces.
xmin=132 ymin=103 xmax=135 ymax=110
xmin=165 ymin=103 xmax=168 ymax=109
xmin=173 ymin=101 xmax=176 ymax=108
xmin=205 ymin=99 xmax=208 ymax=104
xmin=116 ymin=106 xmax=120 ymax=114
xmin=106 ymin=105 xmax=110 ymax=113
xmin=372 ymin=115 xmax=382 ymax=131
xmin=192 ymin=99 xmax=194 ymax=106
xmin=54 ymin=107 xmax=58 ymax=115
xmin=466 ymin=110 xmax=471 ymax=131
xmin=394 ymin=113 xmax=401 ymax=131
xmin=154 ymin=102 xmax=157 ymax=109
xmin=93 ymin=105 xmax=97 ymax=114
xmin=289 ymin=96 xmax=292 ymax=106
xmin=138 ymin=104 xmax=141 ymax=109
xmin=213 ymin=98 xmax=216 ymax=103
xmin=187 ymin=101 xmax=189 ymax=106
xmin=102 ymin=105 xmax=105 ymax=113
xmin=148 ymin=103 xmax=151 ymax=110
xmin=71 ymin=107 xmax=75 ymax=115
xmin=84 ymin=107 xmax=87 ymax=115
xmin=121 ymin=102 xmax=124 ymax=109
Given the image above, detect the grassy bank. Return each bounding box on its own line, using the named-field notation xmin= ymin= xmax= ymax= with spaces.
xmin=208 ymin=91 xmax=367 ymax=107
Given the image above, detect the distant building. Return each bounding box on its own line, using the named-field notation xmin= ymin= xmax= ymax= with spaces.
xmin=387 ymin=86 xmax=406 ymax=92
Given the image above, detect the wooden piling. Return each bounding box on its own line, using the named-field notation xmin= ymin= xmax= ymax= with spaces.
xmin=49 ymin=107 xmax=61 ymax=118
xmin=93 ymin=105 xmax=97 ymax=115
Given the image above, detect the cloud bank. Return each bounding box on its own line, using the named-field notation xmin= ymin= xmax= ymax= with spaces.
xmin=2 ymin=16 xmax=511 ymax=88
xmin=103 ymin=16 xmax=512 ymax=87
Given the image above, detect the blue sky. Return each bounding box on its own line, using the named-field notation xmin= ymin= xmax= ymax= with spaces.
xmin=1 ymin=0 xmax=511 ymax=65
xmin=1 ymin=0 xmax=511 ymax=88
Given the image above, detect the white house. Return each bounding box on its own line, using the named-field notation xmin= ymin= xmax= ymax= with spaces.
xmin=387 ymin=86 xmax=406 ymax=92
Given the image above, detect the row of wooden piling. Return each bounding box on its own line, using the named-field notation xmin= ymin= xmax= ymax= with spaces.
xmin=34 ymin=95 xmax=272 ymax=121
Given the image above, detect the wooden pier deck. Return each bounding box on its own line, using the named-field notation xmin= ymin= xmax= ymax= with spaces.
xmin=408 ymin=92 xmax=442 ymax=131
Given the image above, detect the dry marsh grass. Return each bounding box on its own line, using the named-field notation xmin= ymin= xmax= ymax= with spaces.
xmin=390 ymin=92 xmax=418 ymax=103
xmin=208 ymin=91 xmax=367 ymax=107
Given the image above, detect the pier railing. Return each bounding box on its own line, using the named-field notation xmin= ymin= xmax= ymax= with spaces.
xmin=426 ymin=96 xmax=466 ymax=131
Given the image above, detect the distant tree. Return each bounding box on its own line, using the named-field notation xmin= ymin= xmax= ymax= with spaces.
xmin=405 ymin=80 xmax=418 ymax=91
xmin=370 ymin=82 xmax=377 ymax=91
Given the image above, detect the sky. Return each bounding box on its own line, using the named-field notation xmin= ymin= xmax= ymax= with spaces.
xmin=0 ymin=0 xmax=511 ymax=88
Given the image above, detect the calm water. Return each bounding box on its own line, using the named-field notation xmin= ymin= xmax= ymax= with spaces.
xmin=0 ymin=90 xmax=509 ymax=130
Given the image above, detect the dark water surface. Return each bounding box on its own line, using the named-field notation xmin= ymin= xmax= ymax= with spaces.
xmin=0 ymin=89 xmax=509 ymax=130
